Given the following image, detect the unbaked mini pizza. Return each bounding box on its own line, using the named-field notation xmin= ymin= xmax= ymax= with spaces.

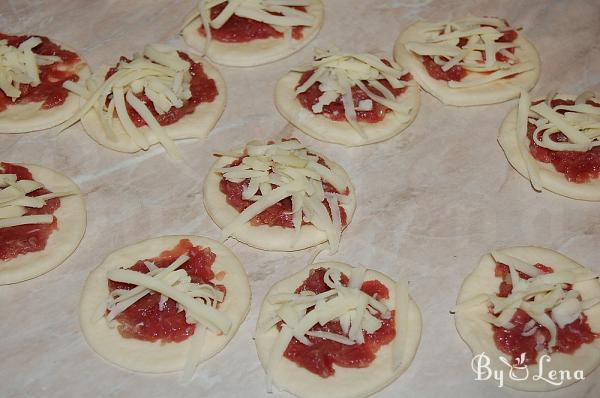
xmin=181 ymin=0 xmax=324 ymax=67
xmin=394 ymin=16 xmax=540 ymax=106
xmin=275 ymin=49 xmax=421 ymax=146
xmin=63 ymin=44 xmax=226 ymax=159
xmin=256 ymin=262 xmax=422 ymax=398
xmin=79 ymin=236 xmax=250 ymax=378
xmin=0 ymin=33 xmax=90 ymax=133
xmin=203 ymin=138 xmax=356 ymax=252
xmin=454 ymin=247 xmax=600 ymax=391
xmin=0 ymin=162 xmax=86 ymax=284
xmin=499 ymin=90 xmax=600 ymax=200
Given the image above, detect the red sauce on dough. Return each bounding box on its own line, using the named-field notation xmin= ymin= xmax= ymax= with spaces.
xmin=296 ymin=63 xmax=412 ymax=123
xmin=492 ymin=262 xmax=598 ymax=365
xmin=0 ymin=33 xmax=81 ymax=112
xmin=528 ymin=99 xmax=600 ymax=183
xmin=104 ymin=52 xmax=218 ymax=128
xmin=0 ymin=163 xmax=60 ymax=261
xmin=219 ymin=150 xmax=349 ymax=229
xmin=107 ymin=239 xmax=225 ymax=343
xmin=283 ymin=267 xmax=396 ymax=377
xmin=199 ymin=3 xmax=306 ymax=43
xmin=422 ymin=23 xmax=518 ymax=82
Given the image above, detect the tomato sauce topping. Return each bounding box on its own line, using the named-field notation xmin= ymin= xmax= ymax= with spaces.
xmin=199 ymin=3 xmax=306 ymax=43
xmin=220 ymin=155 xmax=349 ymax=228
xmin=422 ymin=23 xmax=518 ymax=82
xmin=283 ymin=267 xmax=396 ymax=377
xmin=0 ymin=33 xmax=81 ymax=112
xmin=492 ymin=262 xmax=598 ymax=365
xmin=296 ymin=65 xmax=412 ymax=123
xmin=528 ymin=99 xmax=600 ymax=183
xmin=107 ymin=239 xmax=225 ymax=343
xmin=104 ymin=52 xmax=217 ymax=128
xmin=0 ymin=163 xmax=60 ymax=261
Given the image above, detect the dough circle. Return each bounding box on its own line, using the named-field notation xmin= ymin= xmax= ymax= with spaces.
xmin=181 ymin=0 xmax=324 ymax=67
xmin=0 ymin=164 xmax=86 ymax=285
xmin=393 ymin=21 xmax=541 ymax=106
xmin=498 ymin=95 xmax=600 ymax=201
xmin=203 ymin=149 xmax=356 ymax=251
xmin=0 ymin=41 xmax=91 ymax=134
xmin=274 ymin=71 xmax=421 ymax=146
xmin=455 ymin=246 xmax=600 ymax=392
xmin=81 ymin=52 xmax=226 ymax=153
xmin=255 ymin=261 xmax=422 ymax=398
xmin=79 ymin=235 xmax=251 ymax=373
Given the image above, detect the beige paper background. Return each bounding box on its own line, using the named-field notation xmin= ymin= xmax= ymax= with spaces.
xmin=0 ymin=0 xmax=599 ymax=397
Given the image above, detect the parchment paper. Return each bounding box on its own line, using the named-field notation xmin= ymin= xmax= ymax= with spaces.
xmin=1 ymin=1 xmax=599 ymax=397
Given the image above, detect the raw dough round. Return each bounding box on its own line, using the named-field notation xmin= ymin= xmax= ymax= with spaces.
xmin=0 ymin=41 xmax=90 ymax=134
xmin=255 ymin=261 xmax=422 ymax=398
xmin=79 ymin=235 xmax=251 ymax=374
xmin=275 ymin=72 xmax=421 ymax=146
xmin=455 ymin=246 xmax=600 ymax=391
xmin=393 ymin=21 xmax=540 ymax=106
xmin=203 ymin=148 xmax=356 ymax=251
xmin=0 ymin=164 xmax=86 ymax=285
xmin=81 ymin=52 xmax=226 ymax=153
xmin=498 ymin=94 xmax=600 ymax=201
xmin=181 ymin=0 xmax=324 ymax=67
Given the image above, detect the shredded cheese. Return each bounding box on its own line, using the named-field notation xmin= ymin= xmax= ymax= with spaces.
xmin=293 ymin=48 xmax=414 ymax=138
xmin=181 ymin=0 xmax=316 ymax=55
xmin=405 ymin=15 xmax=533 ymax=87
xmin=264 ymin=266 xmax=401 ymax=384
xmin=526 ymin=91 xmax=600 ymax=153
xmin=103 ymin=253 xmax=232 ymax=379
xmin=0 ymin=173 xmax=75 ymax=228
xmin=61 ymin=44 xmax=193 ymax=159
xmin=0 ymin=37 xmax=61 ymax=101
xmin=455 ymin=250 xmax=600 ymax=354
xmin=218 ymin=139 xmax=351 ymax=253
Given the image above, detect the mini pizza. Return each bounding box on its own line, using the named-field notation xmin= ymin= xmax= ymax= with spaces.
xmin=454 ymin=247 xmax=600 ymax=391
xmin=79 ymin=235 xmax=251 ymax=378
xmin=181 ymin=0 xmax=324 ymax=67
xmin=0 ymin=33 xmax=90 ymax=133
xmin=393 ymin=15 xmax=540 ymax=106
xmin=499 ymin=90 xmax=600 ymax=201
xmin=0 ymin=162 xmax=86 ymax=285
xmin=275 ymin=49 xmax=421 ymax=146
xmin=203 ymin=138 xmax=356 ymax=252
xmin=62 ymin=44 xmax=226 ymax=159
xmin=255 ymin=262 xmax=422 ymax=398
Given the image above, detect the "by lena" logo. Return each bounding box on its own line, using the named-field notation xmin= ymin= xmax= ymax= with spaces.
xmin=471 ymin=352 xmax=585 ymax=388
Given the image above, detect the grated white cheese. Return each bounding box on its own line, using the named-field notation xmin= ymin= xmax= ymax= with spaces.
xmin=218 ymin=139 xmax=351 ymax=253
xmin=526 ymin=91 xmax=600 ymax=153
xmin=0 ymin=37 xmax=61 ymax=101
xmin=0 ymin=173 xmax=75 ymax=228
xmin=263 ymin=266 xmax=407 ymax=386
xmin=105 ymin=252 xmax=231 ymax=380
xmin=61 ymin=44 xmax=194 ymax=160
xmin=292 ymin=48 xmax=413 ymax=138
xmin=181 ymin=0 xmax=316 ymax=55
xmin=405 ymin=16 xmax=531 ymax=87
xmin=455 ymin=250 xmax=600 ymax=353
